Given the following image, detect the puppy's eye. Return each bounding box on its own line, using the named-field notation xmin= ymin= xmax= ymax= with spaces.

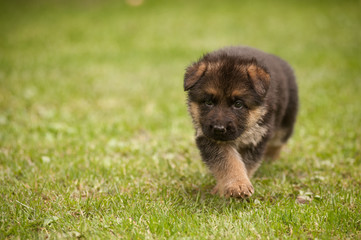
xmin=233 ymin=100 xmax=243 ymax=109
xmin=205 ymin=100 xmax=214 ymax=107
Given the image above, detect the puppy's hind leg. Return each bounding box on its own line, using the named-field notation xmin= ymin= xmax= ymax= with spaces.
xmin=264 ymin=128 xmax=290 ymax=161
xmin=264 ymin=144 xmax=283 ymax=161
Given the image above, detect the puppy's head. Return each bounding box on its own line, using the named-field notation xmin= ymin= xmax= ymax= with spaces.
xmin=184 ymin=54 xmax=270 ymax=142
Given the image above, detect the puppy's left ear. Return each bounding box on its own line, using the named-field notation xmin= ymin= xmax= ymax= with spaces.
xmin=247 ymin=63 xmax=270 ymax=98
xmin=184 ymin=61 xmax=207 ymax=91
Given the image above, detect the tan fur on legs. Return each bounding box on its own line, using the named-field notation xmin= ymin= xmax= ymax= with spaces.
xmin=210 ymin=146 xmax=254 ymax=198
xmin=264 ymin=145 xmax=283 ymax=161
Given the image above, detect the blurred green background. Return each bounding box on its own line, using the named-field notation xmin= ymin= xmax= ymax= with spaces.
xmin=0 ymin=0 xmax=360 ymax=238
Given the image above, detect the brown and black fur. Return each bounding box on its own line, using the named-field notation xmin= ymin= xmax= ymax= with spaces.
xmin=184 ymin=46 xmax=298 ymax=198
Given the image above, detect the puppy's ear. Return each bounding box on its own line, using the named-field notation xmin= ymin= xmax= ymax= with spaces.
xmin=184 ymin=62 xmax=207 ymax=91
xmin=247 ymin=63 xmax=270 ymax=98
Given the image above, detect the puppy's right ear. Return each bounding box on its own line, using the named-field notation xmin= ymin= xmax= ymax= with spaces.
xmin=184 ymin=62 xmax=207 ymax=91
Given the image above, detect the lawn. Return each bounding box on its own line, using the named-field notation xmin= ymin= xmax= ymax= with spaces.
xmin=1 ymin=0 xmax=360 ymax=239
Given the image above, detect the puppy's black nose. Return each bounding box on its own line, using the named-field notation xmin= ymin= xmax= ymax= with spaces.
xmin=212 ymin=125 xmax=226 ymax=134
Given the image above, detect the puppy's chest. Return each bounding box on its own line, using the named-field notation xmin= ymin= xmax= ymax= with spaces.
xmin=236 ymin=123 xmax=269 ymax=148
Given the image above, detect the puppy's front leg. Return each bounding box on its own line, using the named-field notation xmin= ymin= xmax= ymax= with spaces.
xmin=196 ymin=136 xmax=254 ymax=198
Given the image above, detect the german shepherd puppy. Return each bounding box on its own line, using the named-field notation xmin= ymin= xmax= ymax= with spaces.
xmin=184 ymin=46 xmax=298 ymax=198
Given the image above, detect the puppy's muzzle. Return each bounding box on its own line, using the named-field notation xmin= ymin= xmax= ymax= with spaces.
xmin=206 ymin=121 xmax=239 ymax=141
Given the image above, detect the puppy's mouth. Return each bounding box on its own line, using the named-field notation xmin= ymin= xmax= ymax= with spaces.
xmin=207 ymin=134 xmax=238 ymax=142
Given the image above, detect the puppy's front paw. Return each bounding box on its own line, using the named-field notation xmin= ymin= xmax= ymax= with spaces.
xmin=225 ymin=180 xmax=254 ymax=198
xmin=219 ymin=180 xmax=254 ymax=198
xmin=213 ymin=179 xmax=254 ymax=199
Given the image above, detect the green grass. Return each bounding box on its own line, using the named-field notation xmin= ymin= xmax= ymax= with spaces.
xmin=1 ymin=0 xmax=360 ymax=239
